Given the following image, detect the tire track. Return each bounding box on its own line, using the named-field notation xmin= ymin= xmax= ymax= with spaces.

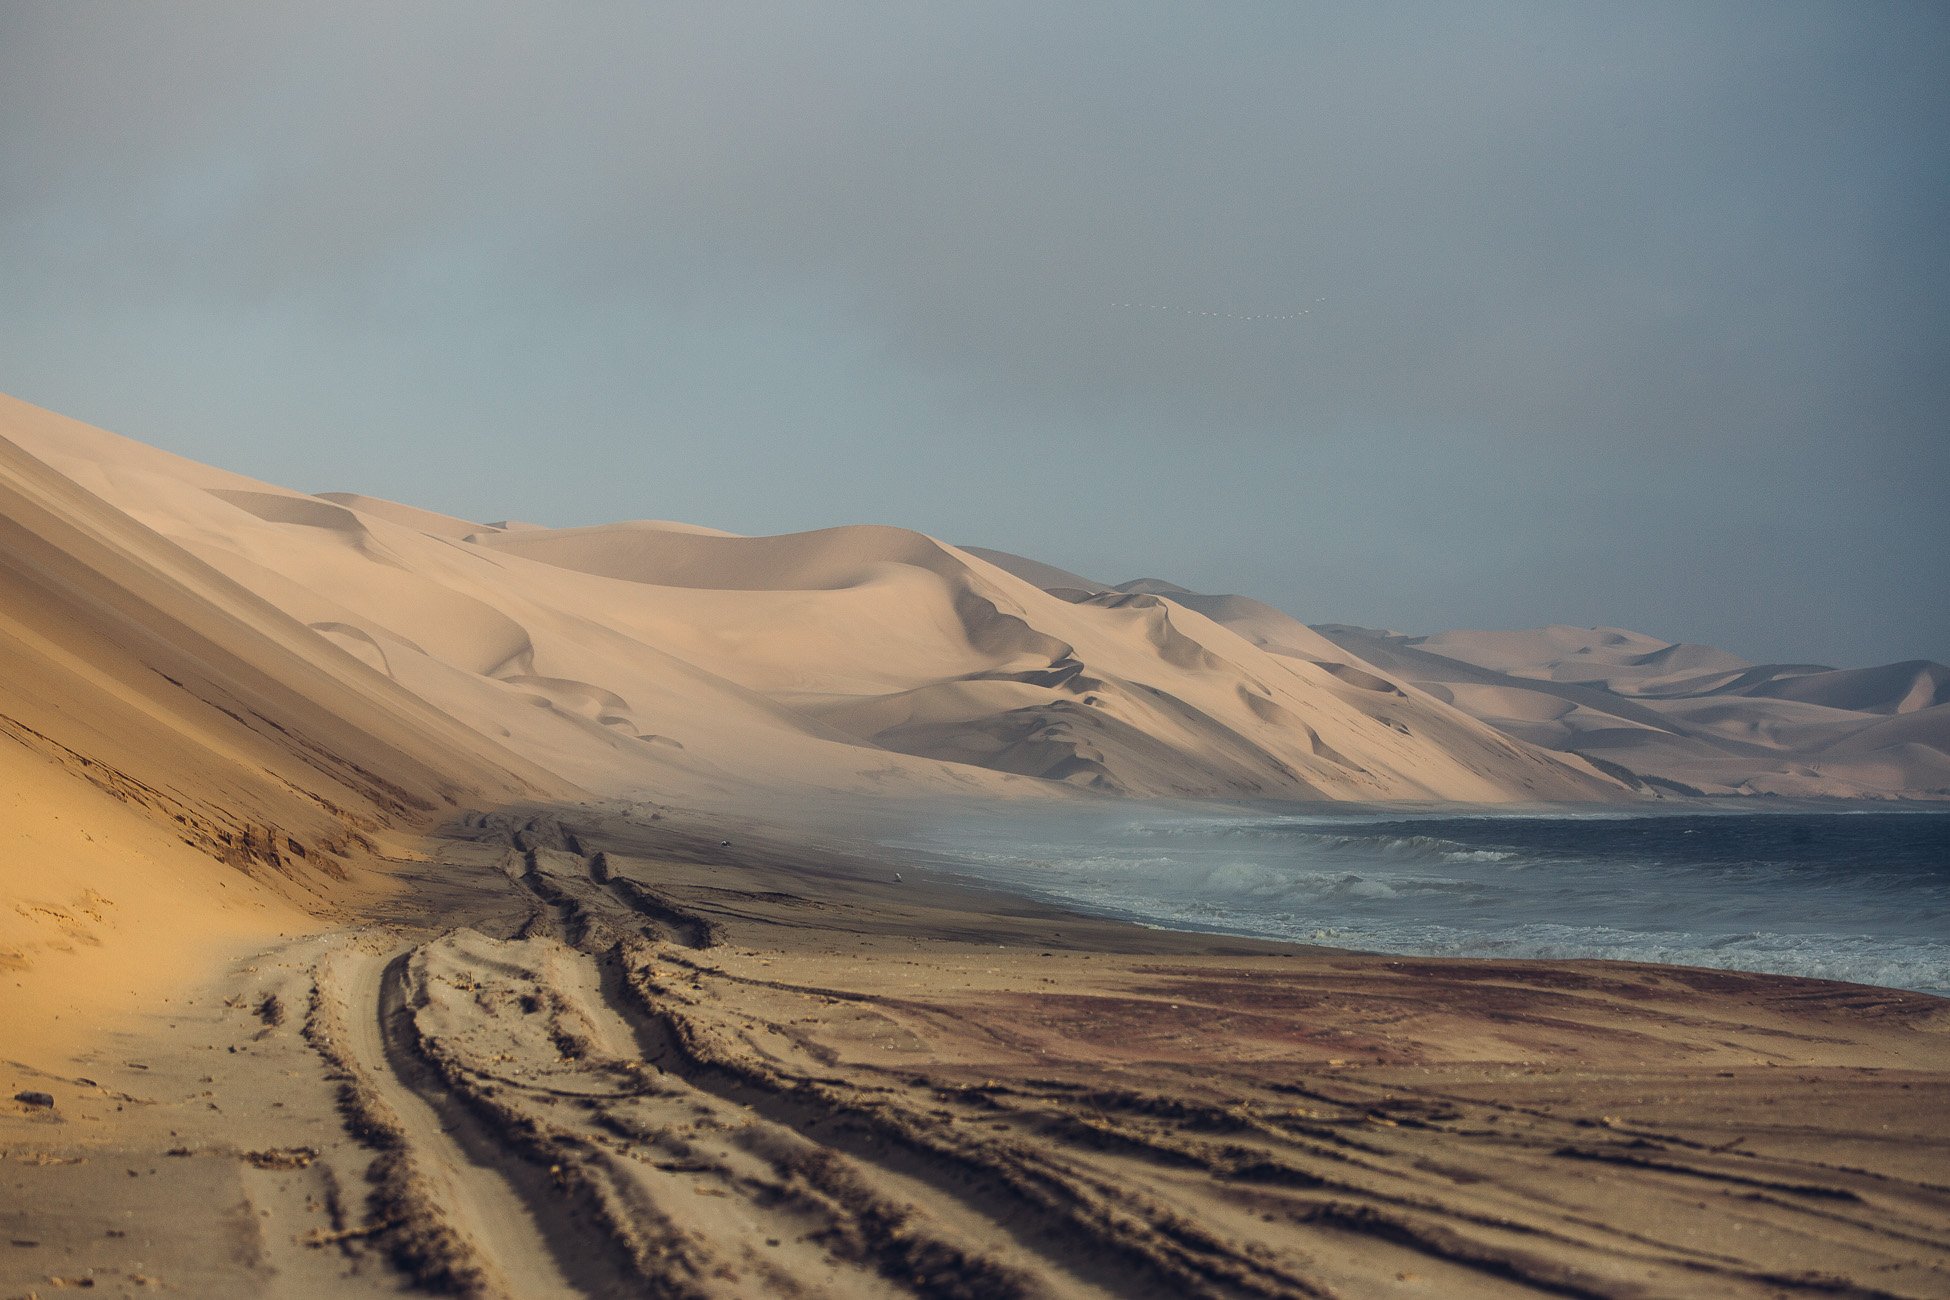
xmin=316 ymin=811 xmax=1950 ymax=1299
xmin=307 ymin=943 xmax=589 ymax=1298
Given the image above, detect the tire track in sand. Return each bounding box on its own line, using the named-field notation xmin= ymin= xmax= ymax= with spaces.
xmin=321 ymin=940 xmax=631 ymax=1297
xmin=314 ymin=811 xmax=1950 ymax=1298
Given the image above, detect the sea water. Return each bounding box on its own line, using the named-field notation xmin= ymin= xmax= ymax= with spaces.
xmin=892 ymin=806 xmax=1950 ymax=995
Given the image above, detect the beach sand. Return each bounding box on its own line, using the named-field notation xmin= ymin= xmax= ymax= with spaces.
xmin=6 ymin=802 xmax=1947 ymax=1299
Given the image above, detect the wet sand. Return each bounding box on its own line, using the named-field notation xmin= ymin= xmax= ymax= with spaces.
xmin=5 ymin=804 xmax=1949 ymax=1298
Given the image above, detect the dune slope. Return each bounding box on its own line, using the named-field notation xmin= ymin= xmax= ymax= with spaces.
xmin=1316 ymin=623 xmax=1950 ymax=799
xmin=0 ymin=400 xmax=574 ymax=1056
xmin=2 ymin=394 xmax=1624 ymax=807
xmin=462 ymin=524 xmax=1623 ymax=801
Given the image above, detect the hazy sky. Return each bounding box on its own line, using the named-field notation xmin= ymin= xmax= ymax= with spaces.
xmin=3 ymin=3 xmax=1945 ymax=666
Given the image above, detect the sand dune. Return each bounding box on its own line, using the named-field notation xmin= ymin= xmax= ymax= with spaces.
xmin=1727 ymin=658 xmax=1950 ymax=714
xmin=958 ymin=544 xmax=1109 ymax=598
xmin=313 ymin=491 xmax=496 ymax=540
xmin=0 ymin=396 xmax=571 ymax=1059
xmin=0 ymin=398 xmax=1624 ymax=806
xmin=1317 ymin=622 xmax=1950 ymax=799
xmin=1410 ymin=624 xmax=1752 ymax=687
xmin=955 ymin=565 xmax=1947 ymax=801
xmin=495 ymin=522 xmax=1621 ymax=799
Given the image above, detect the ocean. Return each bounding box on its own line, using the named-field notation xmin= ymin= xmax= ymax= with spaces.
xmin=893 ymin=805 xmax=1950 ymax=995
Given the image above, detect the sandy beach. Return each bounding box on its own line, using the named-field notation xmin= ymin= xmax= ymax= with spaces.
xmin=7 ymin=800 xmax=1948 ymax=1299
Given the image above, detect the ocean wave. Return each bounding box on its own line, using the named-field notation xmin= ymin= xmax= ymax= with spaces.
xmin=897 ymin=809 xmax=1950 ymax=995
xmin=1338 ymin=923 xmax=1950 ymax=994
xmin=1124 ymin=904 xmax=1950 ymax=993
xmin=1134 ymin=820 xmax=1532 ymax=859
xmin=1284 ymin=831 xmax=1525 ymax=866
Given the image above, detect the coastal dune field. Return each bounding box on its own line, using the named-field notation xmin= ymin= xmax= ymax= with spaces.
xmin=0 ymin=393 xmax=1627 ymax=810
xmin=3 ymin=393 xmax=1949 ymax=1297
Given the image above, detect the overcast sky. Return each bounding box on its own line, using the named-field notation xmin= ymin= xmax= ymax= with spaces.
xmin=3 ymin=3 xmax=1944 ymax=666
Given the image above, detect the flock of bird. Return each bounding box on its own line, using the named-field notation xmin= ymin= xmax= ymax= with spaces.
xmin=1111 ymin=298 xmax=1326 ymax=321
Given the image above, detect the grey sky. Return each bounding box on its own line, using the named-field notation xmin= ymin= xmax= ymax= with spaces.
xmin=3 ymin=2 xmax=1944 ymax=666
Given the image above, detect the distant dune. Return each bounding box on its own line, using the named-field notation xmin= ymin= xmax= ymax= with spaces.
xmin=1314 ymin=622 xmax=1950 ymax=799
xmin=974 ymin=550 xmax=1947 ymax=801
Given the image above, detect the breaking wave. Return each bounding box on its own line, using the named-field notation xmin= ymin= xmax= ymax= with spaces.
xmin=897 ymin=807 xmax=1950 ymax=995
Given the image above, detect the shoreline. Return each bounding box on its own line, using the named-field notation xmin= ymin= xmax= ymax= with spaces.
xmin=7 ymin=800 xmax=1948 ymax=1297
xmin=881 ymin=798 xmax=1950 ymax=1000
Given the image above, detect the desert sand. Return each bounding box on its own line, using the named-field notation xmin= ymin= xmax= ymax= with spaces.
xmin=1311 ymin=624 xmax=1950 ymax=800
xmin=0 ymin=393 xmax=1627 ymax=809
xmin=961 ymin=549 xmax=1950 ymax=803
xmin=4 ymin=392 xmax=1949 ymax=1297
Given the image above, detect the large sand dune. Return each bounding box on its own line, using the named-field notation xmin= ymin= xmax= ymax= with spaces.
xmin=968 ymin=548 xmax=1947 ymax=801
xmin=0 ymin=395 xmax=1623 ymax=809
xmin=1314 ymin=622 xmax=1950 ymax=798
xmin=0 ymin=397 xmax=574 ymax=1058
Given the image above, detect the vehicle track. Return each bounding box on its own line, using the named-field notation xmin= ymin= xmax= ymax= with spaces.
xmin=302 ymin=943 xmax=540 ymax=1298
xmin=304 ymin=812 xmax=1950 ymax=1299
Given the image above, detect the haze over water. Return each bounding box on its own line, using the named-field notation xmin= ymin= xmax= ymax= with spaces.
xmin=899 ymin=807 xmax=1950 ymax=995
